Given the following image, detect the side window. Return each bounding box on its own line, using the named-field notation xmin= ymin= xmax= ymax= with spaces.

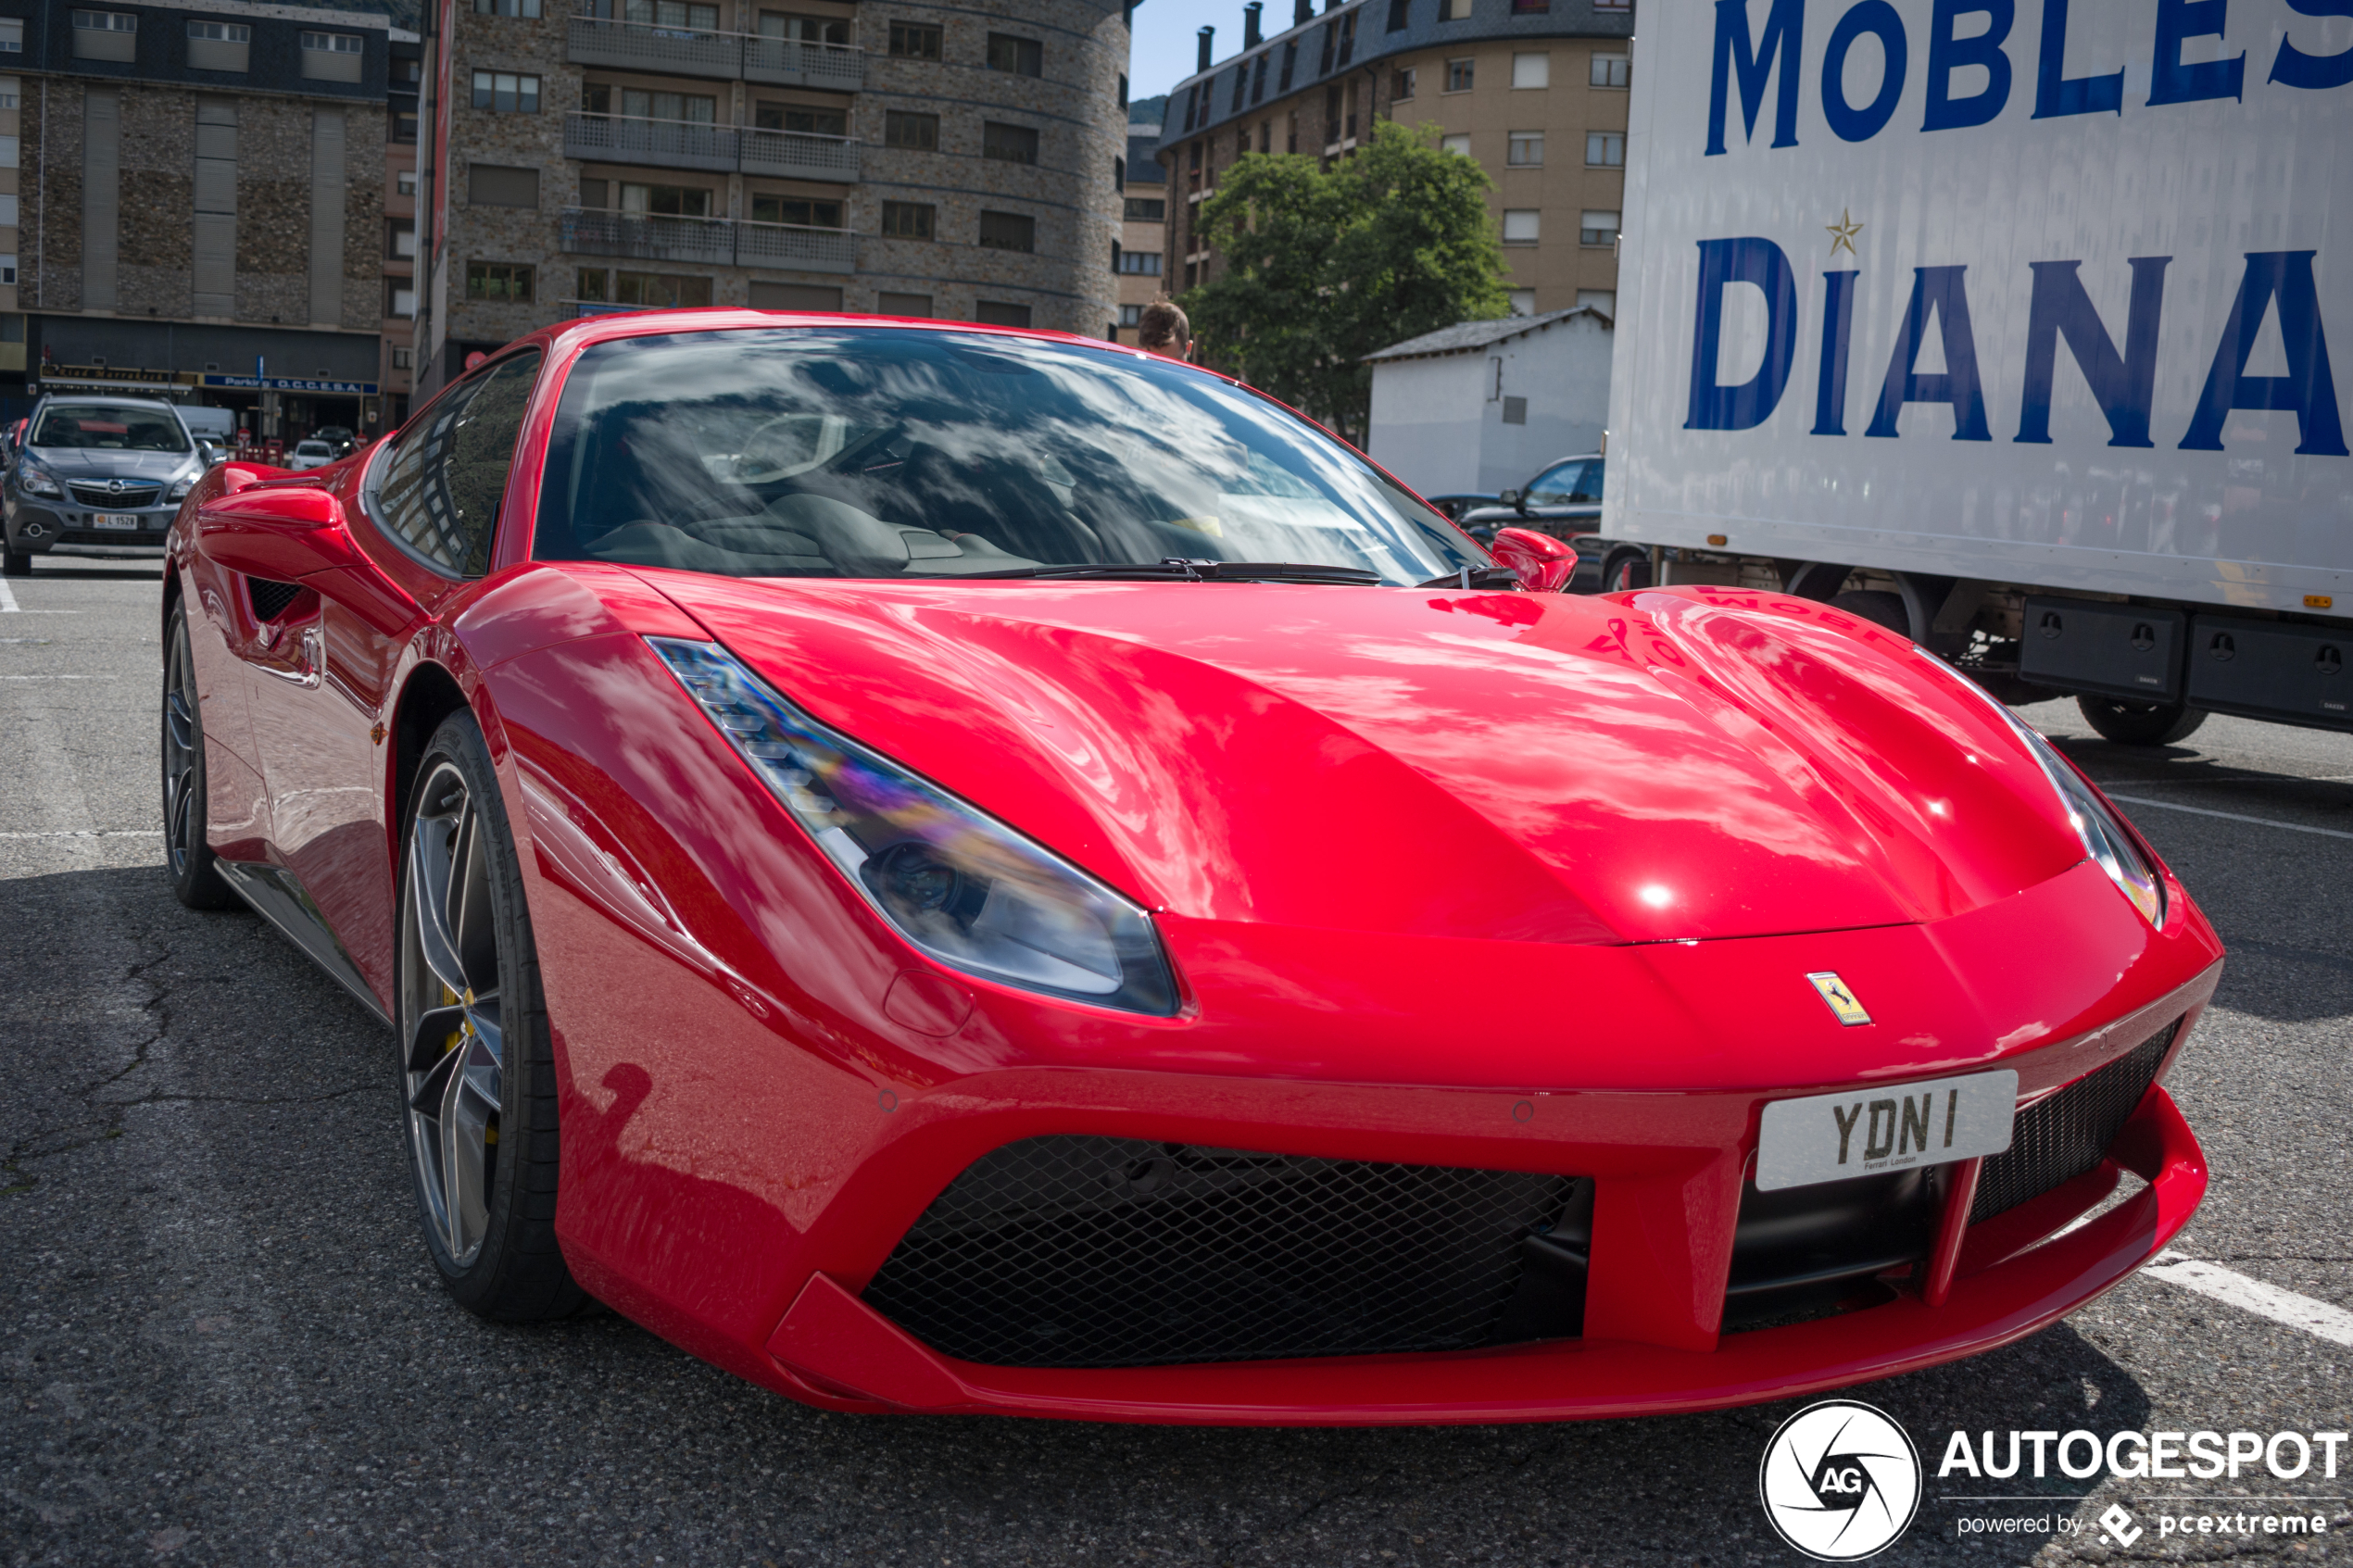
xmin=1525 ymin=462 xmax=1585 ymax=507
xmin=373 ymin=350 xmax=543 ymax=576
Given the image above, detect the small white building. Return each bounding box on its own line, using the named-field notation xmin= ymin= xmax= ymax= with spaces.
xmin=1365 ymin=307 xmax=1614 ymax=497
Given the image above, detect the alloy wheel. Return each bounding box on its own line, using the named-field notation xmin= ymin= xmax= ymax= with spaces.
xmin=401 ymin=760 xmax=507 ymax=1268
xmin=162 ymin=621 xmax=202 ymax=880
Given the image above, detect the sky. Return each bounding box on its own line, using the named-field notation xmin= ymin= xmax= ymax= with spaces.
xmin=1128 ymin=0 xmax=1239 ymax=117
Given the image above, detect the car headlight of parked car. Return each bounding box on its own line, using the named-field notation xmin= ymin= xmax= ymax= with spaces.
xmin=652 ymin=637 xmax=1181 ymax=1015
xmin=17 ymin=457 xmax=60 ymax=498
xmin=168 ymin=471 xmax=197 ymax=503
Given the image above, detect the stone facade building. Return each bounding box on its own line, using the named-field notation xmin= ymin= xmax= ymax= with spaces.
xmin=1114 ymin=113 xmax=1164 ymax=346
xmin=414 ymin=0 xmax=1132 ymax=395
xmin=0 ymin=0 xmax=394 ymax=438
xmin=1161 ymin=0 xmax=1635 ymax=320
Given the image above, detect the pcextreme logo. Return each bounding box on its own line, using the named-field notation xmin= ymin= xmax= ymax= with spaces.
xmin=1759 ymin=1400 xmax=1924 ymax=1560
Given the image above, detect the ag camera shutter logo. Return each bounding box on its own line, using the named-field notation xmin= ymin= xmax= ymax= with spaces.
xmin=1758 ymin=1399 xmax=1922 ymax=1560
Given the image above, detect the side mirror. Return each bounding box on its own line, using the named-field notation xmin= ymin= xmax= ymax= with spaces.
xmin=195 ymin=481 xmax=421 ymax=634
xmin=1490 ymin=526 xmax=1577 ymax=594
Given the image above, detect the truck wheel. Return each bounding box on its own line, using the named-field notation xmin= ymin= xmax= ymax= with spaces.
xmin=2076 ymin=696 xmax=2208 ymax=746
xmin=1830 ymin=590 xmax=1910 ymax=636
xmin=1600 ymin=546 xmax=1651 ymax=593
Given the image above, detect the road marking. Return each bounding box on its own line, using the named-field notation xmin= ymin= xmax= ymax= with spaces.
xmin=0 ymin=673 xmax=118 ymax=681
xmin=0 ymin=829 xmax=163 ymax=839
xmin=2106 ymin=794 xmax=2353 ymax=841
xmin=0 ymin=577 xmax=16 ymax=611
xmin=2145 ymin=1250 xmax=2353 ymax=1347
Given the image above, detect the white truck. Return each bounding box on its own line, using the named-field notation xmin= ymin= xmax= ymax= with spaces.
xmin=1604 ymin=0 xmax=2350 ymax=743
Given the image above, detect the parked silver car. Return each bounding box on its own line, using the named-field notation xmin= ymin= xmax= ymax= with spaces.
xmin=284 ymin=439 xmax=339 ymax=472
xmin=1 ymin=396 xmax=209 ymax=575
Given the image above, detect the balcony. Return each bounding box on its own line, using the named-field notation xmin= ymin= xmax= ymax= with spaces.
xmin=566 ymin=12 xmax=864 ymax=88
xmin=564 ymin=113 xmax=861 ymax=182
xmin=564 ymin=111 xmax=738 ymax=173
xmin=561 ymin=207 xmax=857 ymax=273
xmin=740 ymin=128 xmax=858 ymax=181
xmin=743 ymin=35 xmax=862 ymax=89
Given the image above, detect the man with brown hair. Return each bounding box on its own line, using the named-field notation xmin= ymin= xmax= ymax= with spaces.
xmin=1137 ymin=298 xmax=1192 ymax=360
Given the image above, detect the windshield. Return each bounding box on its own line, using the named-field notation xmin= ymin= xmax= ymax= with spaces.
xmin=32 ymin=404 xmax=191 ymax=453
xmin=532 ymin=328 xmax=1479 ymax=583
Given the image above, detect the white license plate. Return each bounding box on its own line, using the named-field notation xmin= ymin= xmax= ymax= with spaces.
xmin=1755 ymin=1070 xmax=2018 ymax=1191
xmin=90 ymin=513 xmax=143 ymax=530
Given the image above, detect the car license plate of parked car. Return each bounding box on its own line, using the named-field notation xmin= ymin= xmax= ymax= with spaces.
xmin=1755 ymin=1070 xmax=2018 ymax=1190
xmin=90 ymin=513 xmax=143 ymax=530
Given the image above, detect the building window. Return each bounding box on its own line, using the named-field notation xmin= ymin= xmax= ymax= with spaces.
xmin=1124 ymin=196 xmax=1164 ymax=221
xmin=186 ymin=19 xmax=251 ymax=71
xmin=387 ymin=281 xmax=417 ymax=315
xmin=879 ymin=200 xmax=935 ymax=239
xmin=298 ymin=31 xmax=364 ymax=80
xmin=0 ymin=194 xmax=16 ymax=225
xmin=1502 ymin=209 xmax=1541 ymax=245
xmin=1444 ymin=57 xmax=1473 ymax=92
xmin=1591 ymin=53 xmax=1629 ymax=88
xmin=0 ymin=76 xmax=15 ymax=107
xmin=755 ymin=101 xmax=846 ymax=135
xmin=396 ymin=169 xmax=418 ymax=195
xmin=1586 ymin=131 xmax=1625 ymax=167
xmin=1440 ymin=132 xmax=1471 ymax=157
xmin=1502 ymin=395 xmax=1529 ymax=423
xmin=1507 ymin=131 xmax=1542 ymax=166
xmin=0 ymin=254 xmax=15 ymax=286
xmin=578 ymin=269 xmax=712 ymax=307
xmin=473 ymin=0 xmax=542 ymax=13
xmin=303 ymin=31 xmax=361 ymax=51
xmin=393 ymin=109 xmax=418 ymax=140
xmin=1439 ymin=0 xmax=1470 ymax=18
xmin=982 ymin=121 xmax=1039 ymax=165
xmin=472 ymin=71 xmax=541 ymax=111
xmin=1579 ymin=208 xmax=1620 ymax=246
xmin=986 ymin=32 xmax=1042 ymax=76
xmin=71 ymin=10 xmax=136 ymax=61
xmin=1593 ymin=0 xmax=1630 ymax=10
xmin=878 ymin=291 xmax=932 ymax=316
xmin=1119 ymin=303 xmax=1143 ymax=328
xmin=887 ymin=20 xmax=940 ymax=58
xmin=751 ymin=194 xmax=840 ymax=227
xmin=1512 ymin=52 xmax=1550 ymax=89
xmin=1114 ymin=155 xmax=1126 ymax=190
xmin=884 ymin=110 xmax=938 ymax=150
xmin=585 ymin=83 xmax=716 ymax=121
xmin=1116 ymin=250 xmax=1161 ymax=275
xmin=1391 ymin=67 xmax=1416 ymax=100
xmin=466 ymin=261 xmax=535 ymax=302
xmin=1387 ymin=0 xmax=1410 ymax=28
xmin=1577 ymin=288 xmax=1616 ymax=314
xmin=0 ymin=20 xmax=20 ymax=52
xmin=388 ymin=219 xmax=416 ymax=257
xmin=467 ymin=163 xmax=540 ymax=207
xmin=977 ymin=210 xmax=1035 ymax=253
xmin=975 ymin=300 xmax=1032 ymax=328
xmin=1508 ymin=289 xmax=1537 ymax=316
xmin=615 ymin=182 xmax=710 ymax=216
xmin=392 ymin=346 xmax=413 ymax=368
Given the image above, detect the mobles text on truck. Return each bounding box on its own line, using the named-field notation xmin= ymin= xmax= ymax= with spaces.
xmin=1604 ymin=0 xmax=2350 ymax=742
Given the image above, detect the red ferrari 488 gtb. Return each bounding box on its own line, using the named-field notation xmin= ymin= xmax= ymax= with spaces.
xmin=162 ymin=313 xmax=2221 ymax=1424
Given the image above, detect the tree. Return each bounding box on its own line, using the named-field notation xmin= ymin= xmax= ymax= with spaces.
xmin=1182 ymin=121 xmax=1514 ymax=441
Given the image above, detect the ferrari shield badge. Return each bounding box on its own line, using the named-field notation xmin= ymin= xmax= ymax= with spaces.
xmin=1806 ymin=972 xmax=1872 ymax=1026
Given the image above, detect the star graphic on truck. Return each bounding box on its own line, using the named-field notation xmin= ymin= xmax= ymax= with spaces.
xmin=1826 ymin=209 xmax=1864 ymax=258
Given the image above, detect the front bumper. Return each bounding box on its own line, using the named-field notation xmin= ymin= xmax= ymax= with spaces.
xmin=6 ymin=495 xmax=178 ymax=557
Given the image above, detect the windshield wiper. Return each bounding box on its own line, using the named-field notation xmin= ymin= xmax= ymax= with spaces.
xmin=960 ymin=558 xmax=1384 ymax=584
xmin=1418 ymin=565 xmax=1523 ymax=589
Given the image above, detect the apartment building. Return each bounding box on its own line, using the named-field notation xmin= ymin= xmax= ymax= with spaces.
xmin=1114 ymin=114 xmax=1164 ymax=345
xmin=0 ymin=0 xmax=394 ymax=436
xmin=384 ymin=25 xmax=420 ymax=422
xmin=412 ymin=0 xmax=1131 ymax=395
xmin=1161 ymin=0 xmax=1633 ymax=319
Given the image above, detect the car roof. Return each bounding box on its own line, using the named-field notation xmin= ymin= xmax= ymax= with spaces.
xmin=34 ymin=395 xmax=183 ymax=412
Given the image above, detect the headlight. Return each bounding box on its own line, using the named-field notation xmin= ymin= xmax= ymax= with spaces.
xmin=18 ymin=458 xmax=59 ymax=498
xmin=169 ymin=473 xmax=195 ymax=502
xmin=650 ymin=638 xmax=1181 ymax=1015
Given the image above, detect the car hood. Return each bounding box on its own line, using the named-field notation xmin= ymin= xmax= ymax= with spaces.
xmin=28 ymin=447 xmax=194 ymax=481
xmin=648 ymin=574 xmax=2090 ymax=946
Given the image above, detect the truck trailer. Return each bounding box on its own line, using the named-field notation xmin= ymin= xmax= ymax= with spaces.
xmin=1603 ymin=0 xmax=2349 ymax=744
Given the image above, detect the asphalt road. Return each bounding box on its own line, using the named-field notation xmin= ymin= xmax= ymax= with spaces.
xmin=3 ymin=561 xmax=2347 ymax=1568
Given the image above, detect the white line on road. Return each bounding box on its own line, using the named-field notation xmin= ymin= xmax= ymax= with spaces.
xmin=2106 ymin=794 xmax=2353 ymax=842
xmin=0 ymin=829 xmax=163 ymax=839
xmin=0 ymin=576 xmax=17 ymax=611
xmin=2145 ymin=1251 xmax=2353 ymax=1347
xmin=0 ymin=673 xmax=118 ymax=681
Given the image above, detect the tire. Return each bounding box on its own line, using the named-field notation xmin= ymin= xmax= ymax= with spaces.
xmin=162 ymin=603 xmax=239 ymax=909
xmin=2076 ymin=695 xmax=2208 ymax=746
xmin=1600 ymin=546 xmax=1652 ymax=593
xmin=396 ymin=709 xmax=588 ymax=1322
xmin=2 ymin=546 xmax=29 ymax=576
xmin=1830 ymin=589 xmax=1912 ymax=637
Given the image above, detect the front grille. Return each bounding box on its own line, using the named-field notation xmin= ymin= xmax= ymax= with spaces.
xmin=57 ymin=528 xmax=165 ymax=546
xmin=246 ymin=577 xmax=305 ymax=621
xmin=1972 ymin=1019 xmax=2180 ymax=1223
xmin=862 ymin=1135 xmax=1580 ymax=1369
xmin=68 ymin=482 xmax=162 ymax=508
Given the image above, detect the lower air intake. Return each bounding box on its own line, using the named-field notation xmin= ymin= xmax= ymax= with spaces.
xmin=1972 ymin=1018 xmax=2181 ymax=1223
xmin=247 ymin=577 xmax=305 ymax=621
xmin=862 ymin=1136 xmax=1579 ymax=1369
